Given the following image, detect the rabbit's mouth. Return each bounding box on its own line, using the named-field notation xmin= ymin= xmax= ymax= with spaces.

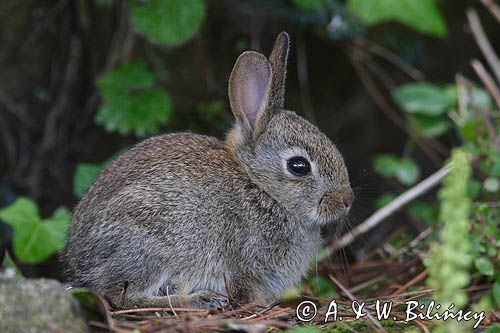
xmin=314 ymin=188 xmax=353 ymax=224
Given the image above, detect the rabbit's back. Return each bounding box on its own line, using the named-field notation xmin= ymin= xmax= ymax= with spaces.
xmin=65 ymin=134 xmax=248 ymax=290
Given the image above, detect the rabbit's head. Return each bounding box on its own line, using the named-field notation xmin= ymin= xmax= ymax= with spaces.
xmin=227 ymin=32 xmax=353 ymax=226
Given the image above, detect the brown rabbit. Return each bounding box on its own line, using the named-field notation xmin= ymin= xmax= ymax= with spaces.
xmin=62 ymin=32 xmax=353 ymax=309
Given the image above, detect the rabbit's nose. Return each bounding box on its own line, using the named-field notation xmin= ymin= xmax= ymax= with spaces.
xmin=340 ymin=188 xmax=354 ymax=209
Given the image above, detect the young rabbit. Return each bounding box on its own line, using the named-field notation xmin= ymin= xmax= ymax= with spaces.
xmin=62 ymin=32 xmax=353 ymax=309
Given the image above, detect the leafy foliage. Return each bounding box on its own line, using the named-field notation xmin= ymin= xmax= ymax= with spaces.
xmin=373 ymin=154 xmax=421 ymax=186
xmin=393 ymin=83 xmax=454 ymax=116
xmin=73 ymin=164 xmax=102 ymax=199
xmin=347 ymin=0 xmax=447 ymax=37
xmin=393 ymin=82 xmax=492 ymax=139
xmin=0 ymin=197 xmax=70 ymax=264
xmin=426 ymin=149 xmax=472 ymax=307
xmin=132 ymin=0 xmax=206 ymax=46
xmin=95 ymin=61 xmax=172 ymax=137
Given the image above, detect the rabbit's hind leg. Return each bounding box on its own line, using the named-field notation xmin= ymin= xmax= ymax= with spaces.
xmin=118 ymin=291 xmax=229 ymax=309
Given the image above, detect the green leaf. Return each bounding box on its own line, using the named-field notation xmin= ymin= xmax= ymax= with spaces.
xmin=484 ymin=325 xmax=500 ymax=333
xmin=393 ymin=83 xmax=454 ymax=116
xmin=0 ymin=197 xmax=39 ymax=227
xmin=373 ymin=154 xmax=420 ymax=186
xmin=347 ymin=0 xmax=447 ymax=37
xmin=291 ymin=0 xmax=327 ymax=12
xmin=467 ymin=180 xmax=482 ymax=200
xmin=132 ymin=0 xmax=206 ymax=47
xmin=396 ymin=158 xmax=420 ymax=186
xmin=375 ymin=193 xmax=396 ymax=208
xmin=308 ymin=276 xmax=337 ymax=298
xmin=483 ymin=177 xmax=499 ymax=193
xmin=475 ymin=257 xmax=494 ymax=276
xmin=373 ymin=154 xmax=401 ymax=177
xmin=0 ymin=198 xmax=70 ymax=264
xmin=95 ymin=62 xmax=172 ymax=137
xmin=409 ymin=201 xmax=438 ymax=225
xmin=409 ymin=114 xmax=451 ymax=138
xmin=462 ymin=85 xmax=493 ymax=109
xmin=493 ymin=282 xmax=500 ymax=307
xmin=73 ymin=164 xmax=102 ymax=198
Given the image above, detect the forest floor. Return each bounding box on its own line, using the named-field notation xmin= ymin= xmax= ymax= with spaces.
xmin=76 ymin=228 xmax=500 ymax=333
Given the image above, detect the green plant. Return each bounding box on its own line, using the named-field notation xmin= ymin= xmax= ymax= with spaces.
xmin=95 ymin=61 xmax=172 ymax=137
xmin=394 ymin=82 xmax=491 ymax=139
xmin=347 ymin=0 xmax=447 ymax=37
xmin=373 ymin=154 xmax=421 ymax=186
xmin=73 ymin=163 xmax=102 ymax=199
xmin=0 ymin=197 xmax=70 ymax=264
xmin=94 ymin=0 xmax=207 ymax=136
xmin=132 ymin=0 xmax=206 ymax=47
xmin=425 ymin=149 xmax=472 ymax=310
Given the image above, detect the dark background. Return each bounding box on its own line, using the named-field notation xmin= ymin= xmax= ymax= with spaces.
xmin=0 ymin=0 xmax=498 ymax=277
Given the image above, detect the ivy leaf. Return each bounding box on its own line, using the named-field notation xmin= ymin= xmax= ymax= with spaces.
xmin=0 ymin=198 xmax=70 ymax=264
xmin=73 ymin=164 xmax=102 ymax=198
xmin=347 ymin=0 xmax=447 ymax=37
xmin=409 ymin=114 xmax=450 ymax=138
xmin=132 ymin=0 xmax=206 ymax=47
xmin=393 ymin=83 xmax=455 ymax=116
xmin=475 ymin=257 xmax=494 ymax=276
xmin=95 ymin=62 xmax=172 ymax=137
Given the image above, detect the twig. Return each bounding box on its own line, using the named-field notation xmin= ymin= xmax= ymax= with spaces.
xmin=467 ymin=8 xmax=500 ymax=84
xmin=20 ymin=0 xmax=71 ymax=52
xmin=0 ymin=87 xmax=33 ymax=127
xmin=349 ymin=48 xmax=443 ymax=166
xmin=391 ymin=269 xmax=428 ymax=296
xmin=349 ymin=275 xmax=386 ymax=294
xmin=94 ymin=293 xmax=130 ymax=333
xmin=241 ymin=300 xmax=281 ymax=320
xmin=471 ymin=59 xmax=500 ymax=108
xmin=479 ymin=107 xmax=500 ymax=149
xmin=366 ymin=40 xmax=426 ymax=81
xmin=481 ymin=0 xmax=500 ymax=23
xmin=247 ymin=307 xmax=290 ymax=321
xmin=414 ymin=319 xmax=431 ymax=333
xmin=455 ymin=74 xmax=469 ymax=122
xmin=166 ymin=286 xmax=178 ymax=317
xmin=111 ymin=307 xmax=208 ymax=315
xmin=329 ymin=274 xmax=386 ymax=332
xmin=296 ymin=35 xmax=317 ymax=123
xmin=395 ymin=228 xmax=433 ymax=256
xmin=320 ymin=165 xmax=452 ymax=260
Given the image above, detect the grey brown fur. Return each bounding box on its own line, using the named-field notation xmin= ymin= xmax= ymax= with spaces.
xmin=62 ymin=32 xmax=353 ymax=309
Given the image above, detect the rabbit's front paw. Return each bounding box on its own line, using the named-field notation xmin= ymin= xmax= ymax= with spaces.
xmin=190 ymin=291 xmax=229 ymax=309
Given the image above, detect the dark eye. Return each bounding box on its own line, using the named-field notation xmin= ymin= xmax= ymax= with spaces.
xmin=287 ymin=156 xmax=311 ymax=176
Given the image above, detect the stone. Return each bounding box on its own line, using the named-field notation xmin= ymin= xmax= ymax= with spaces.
xmin=0 ymin=276 xmax=88 ymax=333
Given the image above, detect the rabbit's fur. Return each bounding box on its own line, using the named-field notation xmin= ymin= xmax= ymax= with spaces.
xmin=62 ymin=32 xmax=353 ymax=309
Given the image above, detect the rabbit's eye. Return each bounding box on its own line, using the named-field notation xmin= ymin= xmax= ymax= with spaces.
xmin=287 ymin=156 xmax=311 ymax=176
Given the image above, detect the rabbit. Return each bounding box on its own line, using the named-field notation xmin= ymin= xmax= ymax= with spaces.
xmin=62 ymin=32 xmax=353 ymax=309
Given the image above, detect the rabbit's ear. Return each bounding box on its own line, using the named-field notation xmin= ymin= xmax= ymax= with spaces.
xmin=229 ymin=51 xmax=272 ymax=140
xmin=268 ymin=31 xmax=290 ymax=111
